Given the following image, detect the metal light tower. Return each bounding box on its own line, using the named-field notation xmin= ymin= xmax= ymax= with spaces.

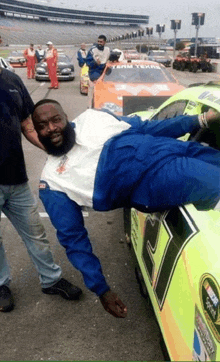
xmin=171 ymin=20 xmax=181 ymax=59
xmin=192 ymin=12 xmax=205 ymax=56
xmin=146 ymin=27 xmax=153 ymax=53
xmin=156 ymin=24 xmax=165 ymax=49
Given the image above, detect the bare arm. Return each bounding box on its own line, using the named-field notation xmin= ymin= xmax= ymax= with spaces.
xmin=21 ymin=115 xmax=45 ymax=150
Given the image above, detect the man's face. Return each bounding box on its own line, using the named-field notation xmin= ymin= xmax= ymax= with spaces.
xmin=33 ymin=103 xmax=75 ymax=156
xmin=97 ymin=38 xmax=105 ymax=50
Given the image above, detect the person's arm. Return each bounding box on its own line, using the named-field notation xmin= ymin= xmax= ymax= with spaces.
xmin=138 ymin=109 xmax=220 ymax=138
xmin=77 ymin=50 xmax=85 ymax=67
xmin=21 ymin=116 xmax=45 ymax=150
xmin=39 ymin=184 xmax=127 ymax=317
xmin=118 ymin=114 xmax=202 ymax=138
xmin=85 ymin=48 xmax=97 ymax=68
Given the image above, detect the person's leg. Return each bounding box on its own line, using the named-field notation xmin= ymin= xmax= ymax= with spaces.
xmin=0 ymin=186 xmax=12 ymax=287
xmin=2 ymin=183 xmax=62 ymax=288
xmin=131 ymin=156 xmax=220 ymax=212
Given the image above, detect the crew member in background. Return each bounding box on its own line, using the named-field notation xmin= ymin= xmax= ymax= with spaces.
xmin=44 ymin=41 xmax=59 ymax=89
xmin=23 ymin=44 xmax=37 ymax=79
xmin=77 ymin=43 xmax=87 ymax=68
xmin=85 ymin=35 xmax=110 ymax=107
xmin=35 ymin=45 xmax=45 ymax=63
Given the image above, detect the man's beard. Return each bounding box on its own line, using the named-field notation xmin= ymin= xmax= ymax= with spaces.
xmin=39 ymin=122 xmax=76 ymax=157
xmin=97 ymin=44 xmax=104 ymax=51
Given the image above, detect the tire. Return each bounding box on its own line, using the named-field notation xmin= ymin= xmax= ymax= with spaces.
xmin=172 ymin=61 xmax=177 ymax=69
xmin=123 ymin=208 xmax=131 ymax=247
xmin=208 ymin=63 xmax=212 ymax=72
xmin=135 ymin=266 xmax=149 ymax=299
xmin=192 ymin=63 xmax=198 ymax=73
xmin=180 ymin=62 xmax=185 ymax=71
xmin=176 ymin=62 xmax=181 ymax=71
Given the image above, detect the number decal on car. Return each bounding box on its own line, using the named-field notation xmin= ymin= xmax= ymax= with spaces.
xmin=142 ymin=206 xmax=199 ymax=309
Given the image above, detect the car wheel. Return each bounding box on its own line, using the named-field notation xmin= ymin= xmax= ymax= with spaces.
xmin=208 ymin=63 xmax=212 ymax=72
xmin=135 ymin=266 xmax=149 ymax=300
xmin=192 ymin=63 xmax=198 ymax=73
xmin=123 ymin=208 xmax=131 ymax=247
xmin=180 ymin=62 xmax=185 ymax=71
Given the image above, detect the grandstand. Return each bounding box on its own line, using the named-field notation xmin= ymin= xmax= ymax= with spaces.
xmin=0 ymin=0 xmax=149 ymax=45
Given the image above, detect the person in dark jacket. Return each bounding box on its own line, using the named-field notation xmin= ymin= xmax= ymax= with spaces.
xmin=32 ymin=99 xmax=220 ymax=318
xmin=0 ymin=70 xmax=82 ymax=313
xmin=35 ymin=45 xmax=45 ymax=63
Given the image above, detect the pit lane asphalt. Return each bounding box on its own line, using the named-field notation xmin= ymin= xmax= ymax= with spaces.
xmin=1 ymin=47 xmax=220 ymax=361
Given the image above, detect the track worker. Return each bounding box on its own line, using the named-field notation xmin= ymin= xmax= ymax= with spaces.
xmin=45 ymin=41 xmax=59 ymax=89
xmin=23 ymin=43 xmax=37 ymax=79
xmin=32 ymin=100 xmax=220 ymax=318
xmin=85 ymin=35 xmax=110 ymax=107
xmin=0 ymin=70 xmax=82 ymax=313
xmin=77 ymin=43 xmax=87 ymax=68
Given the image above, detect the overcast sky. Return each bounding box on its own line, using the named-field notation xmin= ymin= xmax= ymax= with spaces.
xmin=29 ymin=0 xmax=220 ymax=39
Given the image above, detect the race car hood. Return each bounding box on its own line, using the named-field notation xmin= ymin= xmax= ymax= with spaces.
xmin=94 ymin=81 xmax=184 ymax=115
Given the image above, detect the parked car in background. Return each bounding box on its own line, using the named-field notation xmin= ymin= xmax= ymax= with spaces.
xmin=35 ymin=53 xmax=74 ymax=81
xmin=147 ymin=50 xmax=171 ymax=67
xmin=7 ymin=50 xmax=26 ymax=67
xmin=80 ymin=64 xmax=89 ymax=95
xmin=92 ymin=59 xmax=184 ymax=115
xmin=124 ymin=49 xmax=141 ymax=60
xmin=124 ymin=82 xmax=220 ymax=361
xmin=0 ymin=57 xmax=15 ymax=72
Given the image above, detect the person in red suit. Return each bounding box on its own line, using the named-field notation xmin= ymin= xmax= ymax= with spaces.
xmin=45 ymin=41 xmax=59 ymax=89
xmin=23 ymin=44 xmax=37 ymax=79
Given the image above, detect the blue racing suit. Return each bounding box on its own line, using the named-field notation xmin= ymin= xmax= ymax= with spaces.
xmin=85 ymin=45 xmax=110 ymax=81
xmin=39 ymin=110 xmax=220 ymax=296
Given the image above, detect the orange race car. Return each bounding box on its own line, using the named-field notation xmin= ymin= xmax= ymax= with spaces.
xmin=92 ymin=60 xmax=185 ymax=115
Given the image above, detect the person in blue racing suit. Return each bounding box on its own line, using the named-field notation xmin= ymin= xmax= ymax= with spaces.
xmin=85 ymin=35 xmax=110 ymax=82
xmin=85 ymin=35 xmax=110 ymax=108
xmin=32 ymin=99 xmax=220 ymax=318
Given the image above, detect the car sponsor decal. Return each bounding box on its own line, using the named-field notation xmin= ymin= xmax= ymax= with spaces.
xmin=56 ymin=155 xmax=69 ymax=174
xmin=141 ymin=206 xmax=199 ymax=309
xmin=193 ymin=305 xmax=217 ymax=361
xmin=112 ymin=64 xmax=161 ymax=70
xmin=200 ymin=273 xmax=220 ymax=342
xmin=115 ymin=84 xmax=170 ymax=96
xmin=198 ymin=91 xmax=220 ymax=105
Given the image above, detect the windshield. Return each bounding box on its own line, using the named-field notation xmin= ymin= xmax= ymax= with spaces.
xmin=11 ymin=51 xmax=24 ymax=56
xmin=149 ymin=52 xmax=167 ymax=57
xmin=104 ymin=64 xmax=176 ymax=83
xmin=58 ymin=55 xmax=69 ymax=62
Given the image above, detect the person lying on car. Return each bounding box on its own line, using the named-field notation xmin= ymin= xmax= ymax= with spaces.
xmin=31 ymin=99 xmax=220 ymax=318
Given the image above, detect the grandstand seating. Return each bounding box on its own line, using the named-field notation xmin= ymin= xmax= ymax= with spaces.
xmin=0 ymin=17 xmax=144 ymax=45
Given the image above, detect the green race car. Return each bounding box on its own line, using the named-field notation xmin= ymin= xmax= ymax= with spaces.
xmin=125 ymin=82 xmax=220 ymax=361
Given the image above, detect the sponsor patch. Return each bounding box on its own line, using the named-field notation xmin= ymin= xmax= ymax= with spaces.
xmin=193 ymin=305 xmax=216 ymax=361
xmin=56 ymin=155 xmax=69 ymax=174
xmin=200 ymin=273 xmax=220 ymax=342
xmin=39 ymin=182 xmax=47 ymax=189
